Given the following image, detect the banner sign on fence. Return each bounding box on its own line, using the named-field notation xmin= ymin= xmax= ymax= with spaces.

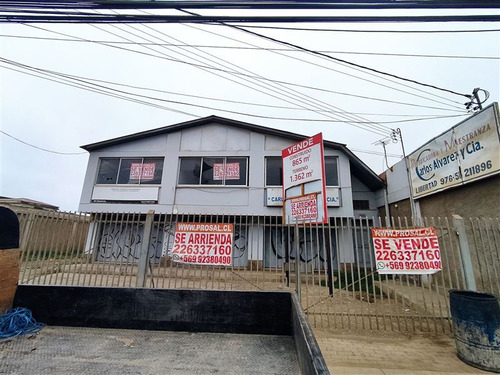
xmin=371 ymin=227 xmax=442 ymax=274
xmin=282 ymin=133 xmax=327 ymax=225
xmin=171 ymin=223 xmax=233 ymax=266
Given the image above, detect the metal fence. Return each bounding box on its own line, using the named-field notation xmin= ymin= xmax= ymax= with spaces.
xmin=14 ymin=209 xmax=500 ymax=335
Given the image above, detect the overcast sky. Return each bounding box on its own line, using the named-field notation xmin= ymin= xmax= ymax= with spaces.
xmin=1 ymin=7 xmax=499 ymax=211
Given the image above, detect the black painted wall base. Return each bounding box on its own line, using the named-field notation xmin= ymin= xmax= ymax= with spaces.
xmin=14 ymin=285 xmax=291 ymax=335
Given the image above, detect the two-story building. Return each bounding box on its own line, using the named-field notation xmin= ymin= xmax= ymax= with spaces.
xmin=79 ymin=115 xmax=384 ymax=269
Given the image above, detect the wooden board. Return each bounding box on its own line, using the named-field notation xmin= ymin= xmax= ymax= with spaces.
xmin=0 ymin=249 xmax=20 ymax=314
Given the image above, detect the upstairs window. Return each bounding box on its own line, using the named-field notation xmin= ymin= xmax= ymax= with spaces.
xmin=324 ymin=156 xmax=339 ymax=186
xmin=178 ymin=157 xmax=248 ymax=186
xmin=265 ymin=156 xmax=339 ymax=186
xmin=265 ymin=157 xmax=283 ymax=186
xmin=96 ymin=158 xmax=164 ymax=185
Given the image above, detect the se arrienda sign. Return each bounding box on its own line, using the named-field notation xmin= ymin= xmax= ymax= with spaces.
xmin=371 ymin=227 xmax=442 ymax=274
xmin=171 ymin=223 xmax=233 ymax=266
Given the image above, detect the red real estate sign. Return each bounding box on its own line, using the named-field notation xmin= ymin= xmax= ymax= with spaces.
xmin=171 ymin=223 xmax=233 ymax=266
xmin=371 ymin=227 xmax=442 ymax=274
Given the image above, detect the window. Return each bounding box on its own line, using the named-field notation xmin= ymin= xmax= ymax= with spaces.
xmin=353 ymin=200 xmax=370 ymax=210
xmin=265 ymin=157 xmax=283 ymax=186
xmin=265 ymin=156 xmax=339 ymax=186
xmin=96 ymin=158 xmax=164 ymax=185
xmin=324 ymin=156 xmax=339 ymax=186
xmin=178 ymin=157 xmax=248 ymax=186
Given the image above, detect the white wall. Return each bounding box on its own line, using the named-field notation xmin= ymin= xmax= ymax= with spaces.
xmin=374 ymin=158 xmax=410 ymax=208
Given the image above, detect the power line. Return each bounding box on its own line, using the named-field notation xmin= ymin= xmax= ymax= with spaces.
xmin=2 ymin=13 xmax=500 ymax=24
xmin=0 ymin=129 xmax=87 ymax=155
xmin=232 ymin=24 xmax=472 ymax=98
xmin=183 ymin=22 xmax=467 ymax=110
xmin=1 ymin=57 xmax=468 ymax=127
xmin=351 ymin=148 xmax=402 ymax=158
xmin=3 ymin=1 xmax=500 ymax=10
xmin=232 ymin=24 xmax=500 ymax=34
xmin=22 ymin=24 xmax=468 ymax=114
xmin=84 ymin=11 xmax=393 ymax=136
xmin=191 ymin=24 xmax=466 ymax=109
xmin=2 ymin=33 xmax=499 ymax=59
xmin=18 ymin=69 xmax=462 ymax=118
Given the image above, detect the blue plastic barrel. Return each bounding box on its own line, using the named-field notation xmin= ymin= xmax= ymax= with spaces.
xmin=449 ymin=290 xmax=500 ymax=373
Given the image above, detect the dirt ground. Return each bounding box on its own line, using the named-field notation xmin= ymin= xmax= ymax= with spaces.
xmin=313 ymin=329 xmax=494 ymax=375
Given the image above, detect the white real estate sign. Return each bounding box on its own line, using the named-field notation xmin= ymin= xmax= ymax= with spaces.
xmin=282 ymin=133 xmax=327 ymax=225
xmin=408 ymin=103 xmax=500 ymax=198
xmin=372 ymin=227 xmax=442 ymax=275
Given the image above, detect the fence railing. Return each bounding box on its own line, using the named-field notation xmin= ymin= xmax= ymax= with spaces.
xmin=14 ymin=209 xmax=500 ymax=335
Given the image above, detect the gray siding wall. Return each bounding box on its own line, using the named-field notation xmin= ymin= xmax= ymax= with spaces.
xmin=79 ymin=122 xmax=376 ymax=217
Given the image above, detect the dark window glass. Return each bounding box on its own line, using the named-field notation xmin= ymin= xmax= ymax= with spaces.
xmin=97 ymin=157 xmax=164 ymax=185
xmin=353 ymin=200 xmax=370 ymax=210
xmin=201 ymin=158 xmax=224 ymax=185
xmin=117 ymin=158 xmax=142 ymax=184
xmin=325 ymin=157 xmax=339 ymax=186
xmin=96 ymin=159 xmax=119 ymax=184
xmin=178 ymin=158 xmax=201 ymax=184
xmin=178 ymin=157 xmax=249 ymax=186
xmin=140 ymin=158 xmax=164 ymax=185
xmin=266 ymin=157 xmax=282 ymax=186
xmin=224 ymin=158 xmax=247 ymax=186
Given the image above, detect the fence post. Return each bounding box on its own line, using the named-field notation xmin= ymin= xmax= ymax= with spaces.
xmin=325 ymin=231 xmax=334 ymax=296
xmin=294 ymin=224 xmax=301 ymax=300
xmin=452 ymin=214 xmax=477 ymax=291
xmin=136 ymin=210 xmax=155 ymax=288
xmin=20 ymin=211 xmax=35 ymax=250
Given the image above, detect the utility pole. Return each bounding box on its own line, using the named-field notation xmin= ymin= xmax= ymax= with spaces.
xmin=391 ymin=128 xmax=417 ymax=221
xmin=373 ymin=138 xmax=392 ymax=228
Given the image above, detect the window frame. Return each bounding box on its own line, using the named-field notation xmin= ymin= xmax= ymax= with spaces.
xmin=265 ymin=156 xmax=283 ymax=187
xmin=95 ymin=157 xmax=164 ymax=186
xmin=324 ymin=156 xmax=340 ymax=187
xmin=177 ymin=156 xmax=249 ymax=187
xmin=265 ymin=155 xmax=339 ymax=187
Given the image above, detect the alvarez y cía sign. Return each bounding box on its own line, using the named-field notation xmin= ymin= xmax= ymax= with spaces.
xmin=408 ymin=103 xmax=500 ymax=198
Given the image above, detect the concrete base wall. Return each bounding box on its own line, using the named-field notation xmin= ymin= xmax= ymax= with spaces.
xmin=14 ymin=285 xmax=291 ymax=335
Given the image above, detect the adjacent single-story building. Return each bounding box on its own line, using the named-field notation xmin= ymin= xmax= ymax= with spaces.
xmin=376 ymin=102 xmax=500 ymax=220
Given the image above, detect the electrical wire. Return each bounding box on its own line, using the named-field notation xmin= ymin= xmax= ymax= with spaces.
xmin=2 ymin=33 xmax=498 ymax=60
xmin=188 ymin=23 xmax=466 ymax=109
xmin=0 ymin=307 xmax=44 ymax=339
xmin=21 ymin=24 xmax=468 ymax=114
xmin=137 ymin=15 xmax=396 ymax=134
xmin=0 ymin=62 xmax=200 ymax=117
xmin=231 ymin=24 xmax=500 ymax=34
xmin=2 ymin=57 xmax=466 ymax=126
xmin=182 ymin=22 xmax=468 ymax=111
xmin=82 ymin=11 xmax=393 ymax=136
xmin=0 ymin=129 xmax=87 ymax=155
xmin=9 ymin=67 xmax=461 ymax=118
xmin=231 ymin=24 xmax=471 ymax=98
